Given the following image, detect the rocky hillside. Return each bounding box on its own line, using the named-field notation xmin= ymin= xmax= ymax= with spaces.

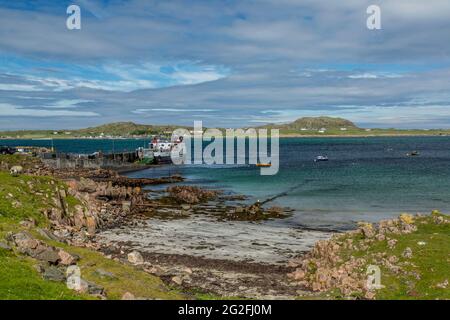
xmin=289 ymin=211 xmax=450 ymax=299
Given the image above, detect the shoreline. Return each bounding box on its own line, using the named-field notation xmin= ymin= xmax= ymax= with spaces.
xmin=2 ymin=133 xmax=450 ymax=140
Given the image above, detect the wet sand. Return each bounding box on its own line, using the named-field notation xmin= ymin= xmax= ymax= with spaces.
xmin=96 ymin=215 xmax=333 ymax=298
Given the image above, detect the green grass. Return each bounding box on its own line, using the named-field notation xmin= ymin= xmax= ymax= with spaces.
xmin=0 ymin=248 xmax=90 ymax=300
xmin=337 ymin=214 xmax=450 ymax=300
xmin=0 ymin=171 xmax=60 ymax=224
xmin=40 ymin=238 xmax=184 ymax=300
xmin=0 ymin=164 xmax=185 ymax=300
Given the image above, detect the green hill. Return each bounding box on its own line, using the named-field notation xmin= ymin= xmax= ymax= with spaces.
xmin=0 ymin=122 xmax=192 ymax=139
xmin=263 ymin=116 xmax=359 ymax=131
xmin=75 ymin=122 xmax=190 ymax=137
xmin=2 ymin=117 xmax=450 ymax=139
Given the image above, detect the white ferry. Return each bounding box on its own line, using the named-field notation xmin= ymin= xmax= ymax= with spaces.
xmin=138 ymin=136 xmax=186 ymax=164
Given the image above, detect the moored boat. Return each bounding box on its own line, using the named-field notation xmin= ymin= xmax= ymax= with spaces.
xmin=314 ymin=155 xmax=329 ymax=162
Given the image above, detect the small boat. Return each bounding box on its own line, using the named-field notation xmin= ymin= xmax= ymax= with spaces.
xmin=256 ymin=163 xmax=271 ymax=167
xmin=406 ymin=151 xmax=420 ymax=157
xmin=314 ymin=155 xmax=329 ymax=162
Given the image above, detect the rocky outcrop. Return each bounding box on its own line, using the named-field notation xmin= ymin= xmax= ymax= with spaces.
xmin=287 ymin=213 xmax=433 ymax=299
xmin=167 ymin=185 xmax=219 ymax=204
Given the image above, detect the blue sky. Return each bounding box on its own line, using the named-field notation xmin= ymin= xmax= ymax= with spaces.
xmin=1 ymin=0 xmax=450 ymax=129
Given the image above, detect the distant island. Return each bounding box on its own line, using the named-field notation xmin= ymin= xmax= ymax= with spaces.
xmin=1 ymin=117 xmax=450 ymax=139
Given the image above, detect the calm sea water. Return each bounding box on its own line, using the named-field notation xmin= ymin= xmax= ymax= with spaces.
xmin=4 ymin=137 xmax=450 ymax=229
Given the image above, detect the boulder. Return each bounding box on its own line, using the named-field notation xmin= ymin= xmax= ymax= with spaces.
xmin=12 ymin=232 xmax=40 ymax=253
xmin=19 ymin=219 xmax=36 ymax=229
xmin=42 ymin=266 xmax=66 ymax=282
xmin=0 ymin=241 xmax=12 ymax=251
xmin=73 ymin=206 xmax=86 ymax=229
xmin=121 ymin=292 xmax=136 ymax=300
xmin=10 ymin=165 xmax=23 ymax=177
xmin=127 ymin=251 xmax=144 ymax=265
xmin=35 ymin=248 xmax=60 ymax=264
xmin=86 ymin=216 xmax=97 ymax=235
xmin=78 ymin=178 xmax=98 ymax=193
xmin=85 ymin=280 xmax=105 ymax=295
xmin=171 ymin=276 xmax=183 ymax=286
xmin=58 ymin=249 xmax=79 ymax=265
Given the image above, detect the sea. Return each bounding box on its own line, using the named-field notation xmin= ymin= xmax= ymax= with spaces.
xmin=3 ymin=136 xmax=450 ymax=230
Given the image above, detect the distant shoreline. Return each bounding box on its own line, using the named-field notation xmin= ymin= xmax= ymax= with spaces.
xmin=1 ymin=133 xmax=450 ymax=140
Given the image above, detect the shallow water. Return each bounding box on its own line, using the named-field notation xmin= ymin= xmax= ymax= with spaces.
xmin=129 ymin=136 xmax=450 ymax=229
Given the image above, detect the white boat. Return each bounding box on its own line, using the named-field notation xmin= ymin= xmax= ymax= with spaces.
xmin=314 ymin=155 xmax=329 ymax=162
xmin=142 ymin=136 xmax=186 ymax=164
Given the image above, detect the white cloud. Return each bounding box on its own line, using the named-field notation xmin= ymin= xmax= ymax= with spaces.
xmin=132 ymin=108 xmax=216 ymax=114
xmin=0 ymin=103 xmax=99 ymax=117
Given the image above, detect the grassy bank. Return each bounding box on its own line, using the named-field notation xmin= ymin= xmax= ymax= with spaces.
xmin=291 ymin=212 xmax=450 ymax=300
xmin=0 ymin=160 xmax=183 ymax=300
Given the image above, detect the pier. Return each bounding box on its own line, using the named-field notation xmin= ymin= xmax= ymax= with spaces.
xmin=39 ymin=150 xmax=141 ymax=170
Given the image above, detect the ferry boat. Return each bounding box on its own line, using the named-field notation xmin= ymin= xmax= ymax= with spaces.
xmin=138 ymin=136 xmax=186 ymax=164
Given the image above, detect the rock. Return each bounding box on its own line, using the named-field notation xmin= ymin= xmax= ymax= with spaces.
xmin=387 ymin=239 xmax=397 ymax=249
xmin=167 ymin=185 xmax=219 ymax=204
xmin=12 ymin=232 xmax=40 ymax=253
xmin=10 ymin=165 xmax=23 ymax=176
xmin=127 ymin=251 xmax=144 ymax=265
xmin=19 ymin=219 xmax=36 ymax=229
xmin=36 ymin=228 xmax=59 ymax=241
xmin=42 ymin=266 xmax=66 ymax=282
xmin=171 ymin=276 xmax=183 ymax=286
xmin=122 ymin=201 xmax=131 ymax=213
xmin=235 ymin=206 xmax=244 ymax=214
xmin=35 ymin=248 xmax=60 ymax=264
xmin=436 ymin=279 xmax=448 ymax=289
xmin=358 ymin=222 xmax=375 ymax=238
xmin=181 ymin=204 xmax=191 ymax=210
xmin=183 ymin=267 xmax=193 ymax=275
xmin=86 ymin=280 xmax=104 ymax=295
xmin=78 ymin=177 xmax=98 ymax=193
xmin=402 ymin=247 xmax=413 ymax=259
xmin=67 ymin=273 xmax=104 ymax=296
xmin=144 ymin=266 xmax=165 ymax=276
xmin=121 ymin=292 xmax=136 ymax=300
xmin=73 ymin=206 xmax=86 ymax=230
xmin=53 ymin=229 xmax=71 ymax=239
xmin=0 ymin=241 xmax=12 ymax=251
xmin=94 ymin=269 xmax=117 ymax=280
xmin=399 ymin=213 xmax=414 ymax=225
xmin=86 ymin=216 xmax=97 ymax=235
xmin=58 ymin=249 xmax=78 ymax=265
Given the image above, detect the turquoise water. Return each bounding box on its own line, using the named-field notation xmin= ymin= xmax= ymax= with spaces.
xmin=130 ymin=136 xmax=450 ymax=229
xmin=4 ymin=137 xmax=450 ymax=229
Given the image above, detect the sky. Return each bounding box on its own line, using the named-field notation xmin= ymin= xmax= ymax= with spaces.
xmin=1 ymin=0 xmax=450 ymax=130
